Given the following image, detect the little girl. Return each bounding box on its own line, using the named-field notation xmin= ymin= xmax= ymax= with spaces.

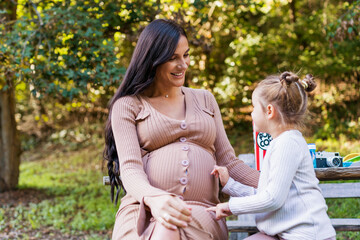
xmin=207 ymin=72 xmax=336 ymax=240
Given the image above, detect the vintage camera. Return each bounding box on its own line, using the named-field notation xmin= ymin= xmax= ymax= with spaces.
xmin=315 ymin=151 xmax=343 ymax=168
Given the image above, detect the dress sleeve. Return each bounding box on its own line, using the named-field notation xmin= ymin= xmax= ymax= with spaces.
xmin=228 ymin=136 xmax=302 ymax=215
xmin=206 ymin=91 xmax=260 ymax=188
xmin=111 ymin=97 xmax=169 ymax=201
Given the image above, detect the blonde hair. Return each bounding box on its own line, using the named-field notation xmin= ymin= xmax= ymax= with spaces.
xmin=254 ymin=71 xmax=317 ymax=127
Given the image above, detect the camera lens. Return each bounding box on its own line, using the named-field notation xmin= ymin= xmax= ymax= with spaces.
xmin=326 ymin=157 xmax=341 ymax=167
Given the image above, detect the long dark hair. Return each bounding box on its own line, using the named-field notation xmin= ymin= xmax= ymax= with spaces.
xmin=104 ymin=19 xmax=187 ymax=204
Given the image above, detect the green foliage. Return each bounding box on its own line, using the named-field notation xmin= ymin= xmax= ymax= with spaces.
xmin=1 ymin=0 xmax=359 ymax=142
xmin=326 ymin=0 xmax=360 ymax=47
xmin=1 ymin=0 xmax=126 ymax=99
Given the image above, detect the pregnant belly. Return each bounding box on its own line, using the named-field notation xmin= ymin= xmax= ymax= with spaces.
xmin=143 ymin=142 xmax=219 ymax=204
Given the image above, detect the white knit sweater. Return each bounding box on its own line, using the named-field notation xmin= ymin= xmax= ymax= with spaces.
xmin=223 ymin=130 xmax=336 ymax=240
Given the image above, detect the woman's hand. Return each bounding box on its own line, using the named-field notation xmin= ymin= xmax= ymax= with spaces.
xmin=144 ymin=195 xmax=192 ymax=230
xmin=210 ymin=165 xmax=229 ymax=187
xmin=206 ymin=202 xmax=232 ymax=220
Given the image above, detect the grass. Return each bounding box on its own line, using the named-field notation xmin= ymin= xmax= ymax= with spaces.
xmin=0 ymin=136 xmax=120 ymax=239
xmin=326 ymin=198 xmax=360 ymax=239
xmin=1 ymin=125 xmax=359 ymax=239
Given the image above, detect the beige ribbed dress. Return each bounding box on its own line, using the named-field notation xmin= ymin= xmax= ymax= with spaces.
xmin=111 ymin=86 xmax=259 ymax=240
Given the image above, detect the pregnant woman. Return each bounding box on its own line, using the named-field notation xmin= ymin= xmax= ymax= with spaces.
xmin=104 ymin=19 xmax=260 ymax=240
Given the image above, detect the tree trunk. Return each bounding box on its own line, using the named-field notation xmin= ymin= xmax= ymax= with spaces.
xmin=0 ymin=0 xmax=20 ymax=192
xmin=0 ymin=83 xmax=21 ymax=192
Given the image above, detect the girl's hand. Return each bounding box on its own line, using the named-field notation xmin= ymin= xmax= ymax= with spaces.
xmin=210 ymin=165 xmax=229 ymax=187
xmin=144 ymin=195 xmax=192 ymax=230
xmin=206 ymin=202 xmax=232 ymax=220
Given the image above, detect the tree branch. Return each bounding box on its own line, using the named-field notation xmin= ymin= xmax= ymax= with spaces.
xmin=21 ymin=29 xmax=38 ymax=62
xmin=289 ymin=0 xmax=296 ymax=23
xmin=29 ymin=0 xmax=43 ymax=26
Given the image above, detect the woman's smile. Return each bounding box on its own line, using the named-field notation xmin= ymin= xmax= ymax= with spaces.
xmin=171 ymin=72 xmax=185 ymax=77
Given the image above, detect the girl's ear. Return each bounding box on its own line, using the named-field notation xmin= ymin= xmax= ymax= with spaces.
xmin=266 ymin=104 xmax=276 ymax=119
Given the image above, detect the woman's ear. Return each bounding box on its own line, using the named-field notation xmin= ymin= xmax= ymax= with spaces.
xmin=266 ymin=104 xmax=276 ymax=119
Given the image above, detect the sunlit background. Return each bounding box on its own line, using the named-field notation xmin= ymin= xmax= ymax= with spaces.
xmin=0 ymin=0 xmax=359 ymax=239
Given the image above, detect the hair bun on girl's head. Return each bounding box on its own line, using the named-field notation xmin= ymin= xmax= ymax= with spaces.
xmin=301 ymin=74 xmax=317 ymax=92
xmin=280 ymin=71 xmax=299 ymax=86
xmin=279 ymin=71 xmax=317 ymax=93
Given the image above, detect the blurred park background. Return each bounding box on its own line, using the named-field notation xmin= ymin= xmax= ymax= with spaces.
xmin=0 ymin=0 xmax=359 ymax=239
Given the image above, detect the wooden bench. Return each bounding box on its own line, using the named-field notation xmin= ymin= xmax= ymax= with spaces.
xmin=227 ymin=157 xmax=360 ymax=240
xmin=103 ymin=160 xmax=360 ymax=239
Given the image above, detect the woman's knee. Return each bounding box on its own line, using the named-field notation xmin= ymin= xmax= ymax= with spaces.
xmin=150 ymin=223 xmax=180 ymax=240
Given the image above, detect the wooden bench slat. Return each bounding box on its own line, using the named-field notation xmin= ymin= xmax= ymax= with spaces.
xmin=227 ymin=220 xmax=256 ymax=232
xmin=103 ymin=176 xmax=110 ymax=185
xmin=319 ymin=182 xmax=360 ymax=198
xmin=315 ymin=167 xmax=360 ymax=181
xmin=330 ymin=218 xmax=360 ymax=231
